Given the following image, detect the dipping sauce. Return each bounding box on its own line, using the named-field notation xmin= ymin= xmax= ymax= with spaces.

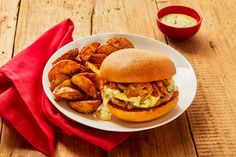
xmin=160 ymin=13 xmax=197 ymax=27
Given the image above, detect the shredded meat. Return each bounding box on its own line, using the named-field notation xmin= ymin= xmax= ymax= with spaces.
xmin=111 ymin=98 xmax=126 ymax=108
xmin=125 ymin=83 xmax=153 ymax=98
xmin=110 ymin=91 xmax=177 ymax=111
xmin=106 ymin=82 xmax=119 ymax=90
xmin=111 ymin=98 xmax=136 ymax=110
xmin=113 ymin=82 xmax=154 ymax=99
xmin=155 ymin=91 xmax=173 ymax=107
xmin=105 ymin=79 xmax=176 ymax=110
xmin=157 ymin=81 xmax=171 ymax=98
xmin=151 ymin=82 xmax=161 ymax=97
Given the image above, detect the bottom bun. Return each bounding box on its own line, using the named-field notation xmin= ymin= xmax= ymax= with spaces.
xmin=107 ymin=94 xmax=179 ymax=122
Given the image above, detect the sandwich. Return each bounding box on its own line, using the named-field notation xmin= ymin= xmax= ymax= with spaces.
xmin=96 ymin=48 xmax=179 ymax=122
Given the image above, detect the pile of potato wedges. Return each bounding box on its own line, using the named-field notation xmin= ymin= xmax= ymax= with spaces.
xmin=48 ymin=37 xmax=134 ymax=114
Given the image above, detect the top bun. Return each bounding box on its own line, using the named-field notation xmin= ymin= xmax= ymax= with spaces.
xmin=99 ymin=48 xmax=176 ymax=83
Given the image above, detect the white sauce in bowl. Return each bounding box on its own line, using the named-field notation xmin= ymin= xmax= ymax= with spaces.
xmin=160 ymin=13 xmax=197 ymax=27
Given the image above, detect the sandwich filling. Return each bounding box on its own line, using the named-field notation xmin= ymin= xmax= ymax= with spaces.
xmin=96 ymin=77 xmax=178 ymax=120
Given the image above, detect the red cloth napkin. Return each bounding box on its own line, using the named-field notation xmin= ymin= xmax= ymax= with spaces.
xmin=0 ymin=19 xmax=132 ymax=155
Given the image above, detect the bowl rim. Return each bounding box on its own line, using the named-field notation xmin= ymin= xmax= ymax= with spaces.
xmin=156 ymin=5 xmax=203 ymax=29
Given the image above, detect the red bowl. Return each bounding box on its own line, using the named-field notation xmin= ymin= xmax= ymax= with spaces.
xmin=156 ymin=5 xmax=202 ymax=39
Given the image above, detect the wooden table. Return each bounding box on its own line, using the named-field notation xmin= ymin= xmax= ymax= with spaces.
xmin=1 ymin=0 xmax=236 ymax=156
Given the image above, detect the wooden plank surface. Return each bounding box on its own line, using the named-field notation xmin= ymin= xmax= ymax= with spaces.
xmin=92 ymin=1 xmax=196 ymax=156
xmin=0 ymin=0 xmax=196 ymax=156
xmin=0 ymin=0 xmax=20 ymax=151
xmin=157 ymin=0 xmax=236 ymax=156
xmin=0 ymin=0 xmax=20 ymax=66
xmin=13 ymin=0 xmax=94 ymax=53
xmin=1 ymin=0 xmax=105 ymax=156
xmin=1 ymin=0 xmax=236 ymax=156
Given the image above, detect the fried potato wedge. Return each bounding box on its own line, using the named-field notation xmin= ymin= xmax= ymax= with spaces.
xmin=48 ymin=60 xmax=84 ymax=81
xmin=85 ymin=61 xmax=100 ymax=74
xmin=94 ymin=64 xmax=101 ymax=69
xmin=52 ymin=48 xmax=79 ymax=65
xmin=107 ymin=37 xmax=134 ymax=49
xmin=94 ymin=92 xmax=102 ymax=100
xmin=53 ymin=87 xmax=84 ymax=101
xmin=68 ymin=100 xmax=101 ymax=114
xmin=76 ymin=73 xmax=102 ymax=90
xmin=53 ymin=79 xmax=73 ymax=91
xmin=71 ymin=75 xmax=97 ymax=97
xmin=50 ymin=74 xmax=70 ymax=90
xmin=89 ymin=53 xmax=107 ymax=64
xmin=96 ymin=43 xmax=118 ymax=56
xmin=80 ymin=42 xmax=101 ymax=61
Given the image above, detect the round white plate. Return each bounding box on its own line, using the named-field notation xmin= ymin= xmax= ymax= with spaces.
xmin=42 ymin=33 xmax=197 ymax=132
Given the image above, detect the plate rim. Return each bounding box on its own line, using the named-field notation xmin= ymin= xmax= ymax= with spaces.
xmin=42 ymin=33 xmax=197 ymax=132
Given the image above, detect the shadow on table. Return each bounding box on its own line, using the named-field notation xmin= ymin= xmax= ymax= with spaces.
xmin=165 ymin=33 xmax=212 ymax=54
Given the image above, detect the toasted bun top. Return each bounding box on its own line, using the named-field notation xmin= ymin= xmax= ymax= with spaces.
xmin=99 ymin=48 xmax=176 ymax=82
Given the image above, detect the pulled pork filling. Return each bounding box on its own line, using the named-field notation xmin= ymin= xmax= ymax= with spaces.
xmin=103 ymin=78 xmax=178 ymax=110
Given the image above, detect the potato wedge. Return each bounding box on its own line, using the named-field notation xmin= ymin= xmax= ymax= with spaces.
xmin=94 ymin=92 xmax=102 ymax=100
xmin=71 ymin=75 xmax=97 ymax=97
xmin=94 ymin=64 xmax=101 ymax=69
xmin=48 ymin=60 xmax=84 ymax=81
xmin=89 ymin=53 xmax=107 ymax=64
xmin=53 ymin=79 xmax=73 ymax=91
xmin=68 ymin=100 xmax=101 ymax=114
xmin=76 ymin=73 xmax=102 ymax=90
xmin=96 ymin=43 xmax=118 ymax=56
xmin=53 ymin=87 xmax=84 ymax=101
xmin=52 ymin=48 xmax=79 ymax=65
xmin=85 ymin=61 xmax=100 ymax=74
xmin=107 ymin=37 xmax=134 ymax=49
xmin=50 ymin=74 xmax=69 ymax=90
xmin=80 ymin=42 xmax=100 ymax=61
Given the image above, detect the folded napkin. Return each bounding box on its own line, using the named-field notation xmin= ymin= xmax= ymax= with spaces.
xmin=0 ymin=19 xmax=132 ymax=155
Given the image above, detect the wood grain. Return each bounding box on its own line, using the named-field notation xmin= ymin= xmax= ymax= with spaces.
xmin=93 ymin=0 xmax=165 ymax=41
xmin=93 ymin=0 xmax=196 ymax=157
xmin=0 ymin=0 xmax=197 ymax=156
xmin=156 ymin=0 xmax=236 ymax=156
xmin=0 ymin=0 xmax=20 ymax=66
xmin=1 ymin=0 xmax=104 ymax=156
xmin=0 ymin=0 xmax=20 ymax=153
xmin=1 ymin=0 xmax=236 ymax=156
xmin=13 ymin=0 xmax=94 ymax=54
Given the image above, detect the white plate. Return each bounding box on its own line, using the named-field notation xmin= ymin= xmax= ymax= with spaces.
xmin=42 ymin=33 xmax=197 ymax=132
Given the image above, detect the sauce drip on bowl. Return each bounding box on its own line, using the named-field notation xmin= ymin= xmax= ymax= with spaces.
xmin=160 ymin=13 xmax=197 ymax=27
